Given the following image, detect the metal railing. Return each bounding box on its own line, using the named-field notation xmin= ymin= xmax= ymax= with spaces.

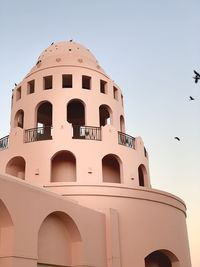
xmin=72 ymin=125 xmax=101 ymax=141
xmin=118 ymin=131 xmax=135 ymax=149
xmin=24 ymin=126 xmax=52 ymax=143
xmin=0 ymin=135 xmax=9 ymax=150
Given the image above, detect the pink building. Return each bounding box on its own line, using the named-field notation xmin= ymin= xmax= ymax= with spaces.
xmin=0 ymin=41 xmax=191 ymax=267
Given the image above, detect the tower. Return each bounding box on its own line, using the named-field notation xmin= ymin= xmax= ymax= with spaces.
xmin=0 ymin=41 xmax=191 ymax=267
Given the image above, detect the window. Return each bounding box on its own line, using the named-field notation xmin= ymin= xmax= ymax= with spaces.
xmin=27 ymin=80 xmax=35 ymax=94
xmin=121 ymin=94 xmax=124 ymax=106
xmin=99 ymin=105 xmax=112 ymax=126
xmin=43 ymin=76 xmax=53 ymax=90
xmin=16 ymin=87 xmax=21 ymax=101
xmin=62 ymin=74 xmax=72 ymax=88
xmin=100 ymin=80 xmax=107 ymax=94
xmin=67 ymin=100 xmax=85 ymax=126
xmin=82 ymin=75 xmax=91 ymax=90
xmin=14 ymin=110 xmax=24 ymax=128
xmin=113 ymin=86 xmax=118 ymax=100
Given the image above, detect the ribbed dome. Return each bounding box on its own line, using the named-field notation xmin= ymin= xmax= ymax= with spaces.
xmin=29 ymin=41 xmax=106 ymax=75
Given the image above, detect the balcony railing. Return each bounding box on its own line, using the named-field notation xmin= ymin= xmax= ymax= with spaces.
xmin=0 ymin=135 xmax=9 ymax=150
xmin=72 ymin=125 xmax=101 ymax=141
xmin=24 ymin=126 xmax=52 ymax=143
xmin=118 ymin=131 xmax=135 ymax=149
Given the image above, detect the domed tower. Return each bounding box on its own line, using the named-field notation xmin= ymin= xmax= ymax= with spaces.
xmin=0 ymin=41 xmax=191 ymax=267
xmin=1 ymin=41 xmax=149 ymax=187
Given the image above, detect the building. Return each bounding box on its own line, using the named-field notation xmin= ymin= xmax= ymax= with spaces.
xmin=0 ymin=41 xmax=191 ymax=267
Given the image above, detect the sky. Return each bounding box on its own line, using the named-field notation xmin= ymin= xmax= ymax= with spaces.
xmin=0 ymin=0 xmax=199 ymax=266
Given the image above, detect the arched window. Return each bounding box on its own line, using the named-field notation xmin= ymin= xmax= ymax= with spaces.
xmin=36 ymin=101 xmax=52 ymax=140
xmin=99 ymin=105 xmax=112 ymax=126
xmin=120 ymin=115 xmax=125 ymax=132
xmin=102 ymin=154 xmax=121 ymax=183
xmin=36 ymin=101 xmax=52 ymax=128
xmin=67 ymin=100 xmax=85 ymax=126
xmin=6 ymin=156 xmax=26 ymax=179
xmin=138 ymin=164 xmax=148 ymax=187
xmin=51 ymin=151 xmax=76 ymax=182
xmin=38 ymin=211 xmax=82 ymax=267
xmin=145 ymin=250 xmax=179 ymax=267
xmin=14 ymin=109 xmax=24 ymax=128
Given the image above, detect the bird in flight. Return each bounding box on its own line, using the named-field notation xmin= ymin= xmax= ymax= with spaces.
xmin=193 ymin=70 xmax=200 ymax=83
xmin=174 ymin=137 xmax=180 ymax=141
xmin=15 ymin=83 xmax=17 ymax=86
xmin=189 ymin=96 xmax=195 ymax=101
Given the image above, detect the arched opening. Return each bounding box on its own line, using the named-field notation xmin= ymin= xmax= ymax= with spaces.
xmin=36 ymin=101 xmax=52 ymax=140
xmin=6 ymin=156 xmax=26 ymax=179
xmin=14 ymin=109 xmax=24 ymax=128
xmin=102 ymin=154 xmax=121 ymax=183
xmin=38 ymin=211 xmax=82 ymax=267
xmin=0 ymin=200 xmax=14 ymax=257
xmin=67 ymin=100 xmax=85 ymax=126
xmin=145 ymin=250 xmax=179 ymax=267
xmin=51 ymin=151 xmax=76 ymax=182
xmin=120 ymin=115 xmax=125 ymax=132
xmin=138 ymin=164 xmax=148 ymax=187
xmin=37 ymin=101 xmax=52 ymax=127
xmin=99 ymin=105 xmax=112 ymax=126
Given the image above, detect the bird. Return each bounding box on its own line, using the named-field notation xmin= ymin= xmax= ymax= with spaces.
xmin=51 ymin=42 xmax=54 ymax=45
xmin=189 ymin=96 xmax=195 ymax=101
xmin=15 ymin=83 xmax=17 ymax=86
xmin=193 ymin=70 xmax=200 ymax=83
xmin=174 ymin=137 xmax=180 ymax=141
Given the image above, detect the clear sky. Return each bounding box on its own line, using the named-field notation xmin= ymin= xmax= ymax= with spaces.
xmin=0 ymin=0 xmax=199 ymax=265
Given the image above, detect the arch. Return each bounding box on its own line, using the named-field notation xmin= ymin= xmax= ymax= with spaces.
xmin=102 ymin=154 xmax=121 ymax=183
xmin=99 ymin=104 xmax=112 ymax=126
xmin=14 ymin=109 xmax=24 ymax=128
xmin=35 ymin=101 xmax=53 ymax=140
xmin=67 ymin=99 xmax=85 ymax=126
xmin=51 ymin=151 xmax=76 ymax=182
xmin=0 ymin=200 xmax=14 ymax=256
xmin=145 ymin=249 xmax=180 ymax=267
xmin=138 ymin=164 xmax=148 ymax=187
xmin=120 ymin=115 xmax=125 ymax=132
xmin=36 ymin=101 xmax=53 ymax=127
xmin=38 ymin=211 xmax=82 ymax=267
xmin=6 ymin=156 xmax=26 ymax=180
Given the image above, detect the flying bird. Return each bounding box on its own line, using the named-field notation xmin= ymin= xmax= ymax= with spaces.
xmin=51 ymin=42 xmax=54 ymax=45
xmin=189 ymin=96 xmax=195 ymax=101
xmin=193 ymin=70 xmax=200 ymax=83
xmin=174 ymin=137 xmax=180 ymax=141
xmin=15 ymin=83 xmax=17 ymax=86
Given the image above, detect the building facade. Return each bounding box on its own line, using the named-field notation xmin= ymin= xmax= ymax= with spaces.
xmin=0 ymin=41 xmax=191 ymax=267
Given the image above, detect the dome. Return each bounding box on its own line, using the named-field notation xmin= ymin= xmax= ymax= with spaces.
xmin=29 ymin=40 xmax=107 ymax=75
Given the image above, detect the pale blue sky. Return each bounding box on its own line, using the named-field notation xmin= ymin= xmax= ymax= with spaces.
xmin=0 ymin=1 xmax=200 ymax=266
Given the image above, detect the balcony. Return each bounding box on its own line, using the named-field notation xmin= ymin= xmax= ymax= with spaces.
xmin=24 ymin=126 xmax=52 ymax=143
xmin=72 ymin=125 xmax=101 ymax=141
xmin=0 ymin=135 xmax=9 ymax=150
xmin=118 ymin=132 xmax=135 ymax=149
